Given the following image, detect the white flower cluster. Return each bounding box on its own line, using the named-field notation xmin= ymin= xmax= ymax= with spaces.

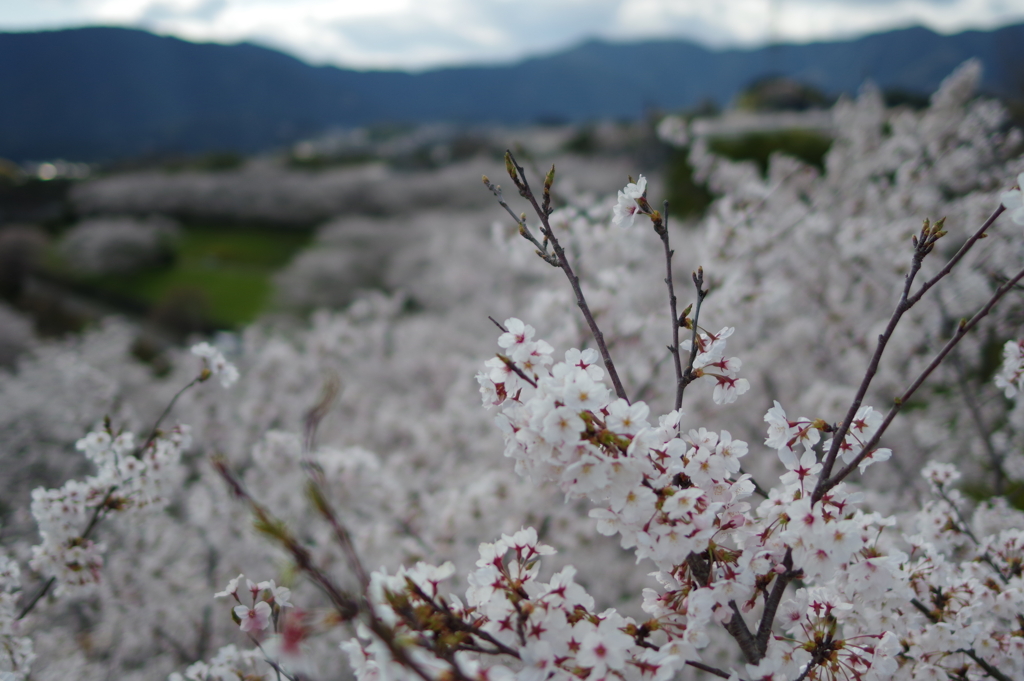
xmin=29 ymin=425 xmax=191 ymax=595
xmin=214 ymin=572 xmax=293 ymax=633
xmin=471 ymin=321 xmax=907 ymax=679
xmin=174 ymin=574 xmax=299 ymax=681
xmin=765 ymin=402 xmax=891 ymax=477
xmin=335 ymin=321 xmax=1024 ymax=680
xmin=345 ymin=528 xmax=680 ymax=681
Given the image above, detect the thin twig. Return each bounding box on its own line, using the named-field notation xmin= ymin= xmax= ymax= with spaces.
xmin=498 ymin=354 xmax=539 ymax=389
xmin=818 ymin=260 xmax=1024 ymax=500
xmin=817 ymin=207 xmax=1004 ymax=487
xmin=18 ymin=366 xmax=205 ymax=620
xmin=139 ymin=376 xmax=201 ymax=454
xmin=216 ymin=456 xmax=449 ymax=681
xmin=816 ymin=217 xmax=950 ymax=489
xmin=306 ymin=476 xmax=369 ymax=590
xmin=655 ymin=201 xmax=686 ymax=410
xmin=686 ymin=660 xmax=745 ymax=680
xmin=406 ymin=582 xmax=522 ymax=658
xmin=678 ymin=268 xmax=708 ymax=403
xmin=249 ymin=634 xmax=295 ymax=681
xmin=488 ymin=316 xmax=508 ymax=333
xmin=497 ymin=151 xmax=630 ymax=402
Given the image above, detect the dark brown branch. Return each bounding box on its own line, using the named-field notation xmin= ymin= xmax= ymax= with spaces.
xmin=307 ymin=479 xmax=370 ymax=590
xmin=755 ymin=549 xmax=798 ymax=656
xmin=686 ymin=660 xmax=745 ymax=680
xmin=816 ymin=260 xmax=1024 ymax=500
xmin=216 ymin=458 xmax=450 ymax=681
xmin=16 ymin=577 xmax=55 ymax=621
xmin=816 ymin=208 xmax=1004 ymax=490
xmin=212 ymin=457 xmax=361 ymax=620
xmin=905 ymin=206 xmax=1006 ymax=309
xmin=500 ymin=151 xmax=630 ymax=402
xmin=724 ymin=601 xmax=761 ymax=665
xmin=482 ymin=176 xmax=556 ymax=266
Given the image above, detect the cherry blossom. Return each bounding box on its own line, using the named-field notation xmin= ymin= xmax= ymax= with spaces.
xmin=234 ymin=602 xmax=272 ymax=633
xmin=611 ymin=175 xmax=648 ymax=228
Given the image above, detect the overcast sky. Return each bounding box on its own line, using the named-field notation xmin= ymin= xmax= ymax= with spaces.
xmin=1 ymin=0 xmax=1022 ymax=70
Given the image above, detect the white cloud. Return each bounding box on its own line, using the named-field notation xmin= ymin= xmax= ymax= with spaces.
xmin=0 ymin=0 xmax=1022 ymax=69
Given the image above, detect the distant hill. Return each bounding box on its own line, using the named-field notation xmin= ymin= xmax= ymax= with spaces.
xmin=1 ymin=23 xmax=1022 ymax=162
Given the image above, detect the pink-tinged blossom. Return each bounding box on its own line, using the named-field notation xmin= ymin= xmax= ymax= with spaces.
xmin=611 ymin=175 xmax=647 ymax=228
xmin=234 ymin=601 xmax=272 ymax=632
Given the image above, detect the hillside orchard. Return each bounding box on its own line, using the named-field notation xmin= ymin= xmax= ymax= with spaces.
xmin=3 ymin=61 xmax=1024 ymax=681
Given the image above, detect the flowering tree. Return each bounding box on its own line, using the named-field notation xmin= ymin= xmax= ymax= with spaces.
xmin=2 ymin=61 xmax=1024 ymax=681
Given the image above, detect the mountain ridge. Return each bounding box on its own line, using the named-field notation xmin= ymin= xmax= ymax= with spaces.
xmin=1 ymin=23 xmax=1022 ymax=162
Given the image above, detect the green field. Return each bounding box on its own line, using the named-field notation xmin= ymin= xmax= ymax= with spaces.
xmin=51 ymin=223 xmax=313 ymax=328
